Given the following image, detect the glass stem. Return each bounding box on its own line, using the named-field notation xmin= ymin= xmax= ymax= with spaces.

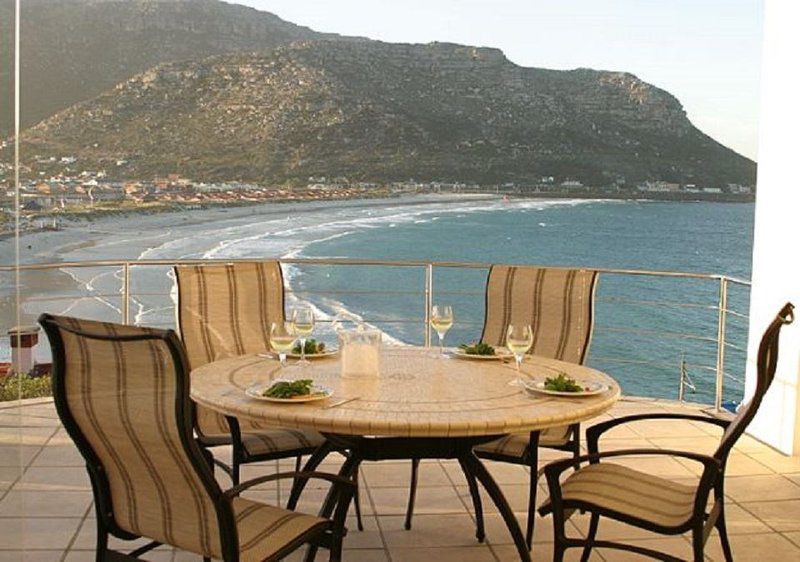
xmin=516 ymin=355 xmax=522 ymax=371
xmin=279 ymin=353 xmax=286 ymax=368
xmin=439 ymin=333 xmax=444 ymax=354
xmin=300 ymin=337 xmax=306 ymax=362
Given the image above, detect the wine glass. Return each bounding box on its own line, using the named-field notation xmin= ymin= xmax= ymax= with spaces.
xmin=430 ymin=305 xmax=454 ymax=354
xmin=270 ymin=321 xmax=297 ymax=369
xmin=506 ymin=324 xmax=533 ymax=375
xmin=292 ymin=307 xmax=315 ymax=364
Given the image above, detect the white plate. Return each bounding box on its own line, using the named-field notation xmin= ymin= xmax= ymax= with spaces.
xmin=286 ymin=348 xmax=339 ymax=360
xmin=524 ymin=380 xmax=609 ymax=397
xmin=450 ymin=348 xmax=513 ymax=360
xmin=245 ymin=382 xmax=333 ymax=403
xmin=259 ymin=348 xmax=339 ymax=360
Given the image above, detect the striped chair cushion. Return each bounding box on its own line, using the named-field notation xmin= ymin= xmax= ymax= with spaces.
xmin=233 ymin=496 xmax=329 ymax=561
xmin=475 ymin=426 xmax=572 ymax=459
xmin=200 ymin=427 xmax=326 ymax=457
xmin=542 ymin=462 xmax=697 ymax=529
xmin=481 ymin=266 xmax=598 ymax=364
xmin=56 ymin=317 xmax=224 ymax=559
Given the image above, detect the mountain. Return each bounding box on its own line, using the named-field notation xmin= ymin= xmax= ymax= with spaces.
xmin=0 ymin=0 xmax=341 ymax=135
xmin=18 ymin=40 xmax=756 ymax=187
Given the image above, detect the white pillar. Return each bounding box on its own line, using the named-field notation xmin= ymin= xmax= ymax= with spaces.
xmin=745 ymin=0 xmax=800 ymax=455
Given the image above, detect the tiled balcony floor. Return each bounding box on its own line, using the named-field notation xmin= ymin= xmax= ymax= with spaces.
xmin=2 ymin=397 xmax=800 ymax=561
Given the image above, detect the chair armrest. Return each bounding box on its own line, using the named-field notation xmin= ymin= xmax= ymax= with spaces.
xmin=223 ymin=471 xmax=356 ymax=499
xmin=543 ymin=448 xmax=720 ymax=480
xmin=586 ymin=413 xmax=730 ymax=455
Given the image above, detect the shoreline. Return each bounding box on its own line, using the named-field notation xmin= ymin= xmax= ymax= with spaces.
xmin=2 ymin=189 xmax=754 ymax=242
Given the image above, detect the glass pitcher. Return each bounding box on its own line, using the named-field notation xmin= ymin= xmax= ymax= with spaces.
xmin=337 ymin=324 xmax=382 ymax=378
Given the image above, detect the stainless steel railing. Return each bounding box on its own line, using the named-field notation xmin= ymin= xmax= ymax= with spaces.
xmin=0 ymin=258 xmax=751 ymax=411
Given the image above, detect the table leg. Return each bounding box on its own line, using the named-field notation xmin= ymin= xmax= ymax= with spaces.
xmin=287 ymin=440 xmax=334 ymax=510
xmin=458 ymin=457 xmax=486 ymax=542
xmin=462 ymin=452 xmax=531 ymax=562
xmin=303 ymin=452 xmax=362 ymax=562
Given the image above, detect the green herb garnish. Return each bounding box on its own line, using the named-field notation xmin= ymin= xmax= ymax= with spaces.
xmin=292 ymin=339 xmax=326 ymax=354
xmin=263 ymin=379 xmax=315 ymax=399
xmin=459 ymin=342 xmax=496 ymax=356
xmin=543 ymin=373 xmax=585 ymax=393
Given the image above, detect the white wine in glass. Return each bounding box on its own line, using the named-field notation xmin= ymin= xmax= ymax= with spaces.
xmin=270 ymin=321 xmax=297 ymax=368
xmin=292 ymin=307 xmax=315 ymax=364
xmin=506 ymin=324 xmax=533 ymax=373
xmin=430 ymin=305 xmax=454 ymax=354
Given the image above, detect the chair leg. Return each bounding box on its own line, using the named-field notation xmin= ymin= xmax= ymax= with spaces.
xmin=404 ymin=458 xmax=420 ymax=530
xmin=580 ymin=513 xmax=599 ymax=562
xmin=571 ymin=424 xmax=582 ymax=472
xmin=526 ymin=446 xmax=539 ymax=549
xmin=691 ymin=525 xmax=705 ymax=562
xmin=353 ymin=467 xmax=364 ymax=531
xmin=94 ymin=519 xmax=109 ymax=562
xmin=458 ymin=457 xmax=485 ymax=542
xmin=716 ymin=506 xmax=734 ymax=562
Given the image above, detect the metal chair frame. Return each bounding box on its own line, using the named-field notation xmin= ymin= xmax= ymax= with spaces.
xmin=538 ymin=302 xmax=795 ymax=562
xmin=40 ymin=314 xmax=356 ymax=562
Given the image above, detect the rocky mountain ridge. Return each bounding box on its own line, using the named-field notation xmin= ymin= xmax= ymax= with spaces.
xmin=0 ymin=0 xmax=342 ymax=134
xmin=20 ymin=40 xmax=756 ymax=186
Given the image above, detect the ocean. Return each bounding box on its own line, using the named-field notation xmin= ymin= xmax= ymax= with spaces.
xmin=0 ymin=196 xmax=753 ymax=404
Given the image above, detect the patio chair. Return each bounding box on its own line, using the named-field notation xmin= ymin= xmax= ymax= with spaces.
xmin=39 ymin=314 xmax=355 ymax=562
xmin=538 ymin=302 xmax=795 ymax=562
xmin=174 ymin=262 xmax=326 ymax=486
xmin=175 ymin=262 xmax=364 ymax=529
xmin=406 ymin=265 xmax=598 ymax=548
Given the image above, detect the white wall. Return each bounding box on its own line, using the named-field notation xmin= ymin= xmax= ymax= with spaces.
xmin=745 ymin=0 xmax=800 ymax=455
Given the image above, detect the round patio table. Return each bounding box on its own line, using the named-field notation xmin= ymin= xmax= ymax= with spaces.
xmin=191 ymin=346 xmax=620 ymax=562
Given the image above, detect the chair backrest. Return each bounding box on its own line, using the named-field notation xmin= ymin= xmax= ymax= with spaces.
xmin=39 ymin=314 xmax=234 ymax=560
xmin=714 ymin=302 xmax=794 ymax=462
xmin=174 ymin=261 xmax=285 ymax=438
xmin=481 ymin=265 xmax=599 ymax=364
xmin=174 ymin=261 xmax=285 ymax=370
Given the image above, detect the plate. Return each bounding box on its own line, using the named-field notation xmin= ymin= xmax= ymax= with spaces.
xmin=523 ymin=380 xmax=609 ymax=397
xmin=450 ymin=348 xmax=513 ymax=360
xmin=245 ymin=382 xmax=333 ymax=403
xmin=286 ymin=348 xmax=339 ymax=360
xmin=259 ymin=348 xmax=339 ymax=360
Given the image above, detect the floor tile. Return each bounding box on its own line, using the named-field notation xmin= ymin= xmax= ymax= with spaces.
xmin=594 ymin=537 xmax=692 ymax=561
xmin=739 ymin=499 xmax=800 ymax=532
xmin=12 ymin=467 xmax=91 ymax=492
xmin=370 ymin=485 xmax=466 ymax=516
xmin=0 ymin=551 xmax=64 ymax=561
xmin=725 ymin=474 xmax=800 ymax=503
xmin=0 ymin=490 xmax=92 ymax=518
xmin=704 ymin=531 xmax=800 ymax=562
xmin=390 ymin=545 xmax=496 ymax=562
xmin=0 ymin=517 xmax=81 ymax=550
xmin=361 ymin=459 xmax=451 ymax=488
xmin=379 ymin=514 xmax=484 ymax=548
xmin=748 ymin=451 xmax=800 ymax=474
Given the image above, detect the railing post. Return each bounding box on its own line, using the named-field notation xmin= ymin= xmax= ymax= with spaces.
xmin=122 ymin=262 xmax=131 ymax=325
xmin=714 ymin=276 xmax=728 ymax=412
xmin=424 ymin=263 xmax=433 ymax=347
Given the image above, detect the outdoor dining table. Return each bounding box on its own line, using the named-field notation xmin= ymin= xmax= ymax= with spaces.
xmin=190 ymin=346 xmax=621 ymax=562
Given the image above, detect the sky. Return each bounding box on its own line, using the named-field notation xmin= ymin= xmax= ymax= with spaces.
xmin=238 ymin=0 xmax=764 ymax=161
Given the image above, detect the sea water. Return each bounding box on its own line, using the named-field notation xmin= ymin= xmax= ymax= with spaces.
xmin=0 ymin=197 xmax=753 ymax=404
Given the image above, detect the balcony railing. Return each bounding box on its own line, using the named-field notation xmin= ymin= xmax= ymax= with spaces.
xmin=0 ymin=258 xmax=751 ymax=411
